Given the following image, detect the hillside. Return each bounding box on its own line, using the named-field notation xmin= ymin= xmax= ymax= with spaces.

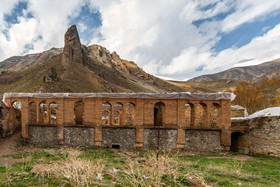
xmin=253 ymin=67 xmax=280 ymax=83
xmin=0 ymin=25 xmax=185 ymax=96
xmin=188 ymin=59 xmax=280 ymax=82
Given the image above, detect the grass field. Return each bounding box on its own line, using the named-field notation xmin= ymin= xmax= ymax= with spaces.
xmin=0 ymin=147 xmax=279 ymax=186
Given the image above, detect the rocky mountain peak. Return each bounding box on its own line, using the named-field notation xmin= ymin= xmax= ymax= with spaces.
xmin=63 ymin=25 xmax=83 ymax=64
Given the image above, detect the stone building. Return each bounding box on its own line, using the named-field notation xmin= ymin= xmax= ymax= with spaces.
xmin=2 ymin=92 xmax=279 ymax=156
xmin=231 ymin=113 xmax=280 ymax=157
xmin=3 ymin=92 xmax=233 ymax=151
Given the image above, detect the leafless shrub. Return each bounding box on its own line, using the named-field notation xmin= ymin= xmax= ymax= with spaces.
xmin=113 ymin=150 xmax=184 ymax=186
xmin=32 ymin=153 xmax=105 ymax=186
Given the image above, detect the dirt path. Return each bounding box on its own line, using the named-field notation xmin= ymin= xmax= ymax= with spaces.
xmin=0 ymin=131 xmax=23 ymax=166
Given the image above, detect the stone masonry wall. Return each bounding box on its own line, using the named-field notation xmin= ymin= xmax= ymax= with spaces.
xmin=231 ymin=109 xmax=245 ymax=118
xmin=185 ymin=130 xmax=223 ymax=152
xmin=64 ymin=127 xmax=95 ymax=147
xmin=143 ymin=129 xmax=177 ymax=149
xmin=102 ymin=127 xmax=136 ymax=149
xmin=249 ymin=116 xmax=280 ymax=157
xmin=0 ymin=106 xmax=10 ymax=137
xmin=28 ymin=126 xmax=57 ymax=145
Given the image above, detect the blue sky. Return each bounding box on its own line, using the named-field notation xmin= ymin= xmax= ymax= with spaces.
xmin=1 ymin=0 xmax=280 ymax=80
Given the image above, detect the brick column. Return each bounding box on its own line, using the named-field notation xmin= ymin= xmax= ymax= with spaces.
xmin=7 ymin=98 xmax=14 ymax=135
xmin=64 ymin=99 xmax=74 ymax=124
xmin=203 ymin=102 xmax=210 ymax=128
xmin=56 ymin=99 xmax=64 ymax=144
xmin=135 ymin=98 xmax=144 ymax=148
xmin=190 ymin=102 xmax=197 ymax=128
xmin=220 ymin=100 xmax=231 ymax=149
xmin=177 ymin=100 xmax=185 ymax=149
xmin=94 ymin=98 xmax=103 ymax=147
xmin=36 ymin=101 xmax=40 ymax=124
xmin=21 ymin=98 xmax=29 ymax=139
xmin=84 ymin=98 xmax=94 ymax=125
xmin=93 ymin=98 xmax=102 ymax=125
xmin=46 ymin=101 xmax=50 ymax=124
xmin=120 ymin=102 xmax=125 ymax=126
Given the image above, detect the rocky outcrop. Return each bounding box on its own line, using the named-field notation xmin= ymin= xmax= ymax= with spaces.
xmin=0 ymin=102 xmax=10 ymax=138
xmin=43 ymin=67 xmax=58 ymax=83
xmin=63 ymin=25 xmax=83 ymax=64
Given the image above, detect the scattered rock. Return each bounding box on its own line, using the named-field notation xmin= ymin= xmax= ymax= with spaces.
xmin=43 ymin=67 xmax=58 ymax=83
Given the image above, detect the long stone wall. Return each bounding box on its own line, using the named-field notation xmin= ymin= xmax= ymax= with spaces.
xmin=4 ymin=92 xmax=233 ymax=150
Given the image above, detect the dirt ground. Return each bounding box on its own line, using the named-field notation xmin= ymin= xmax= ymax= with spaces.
xmin=0 ymin=131 xmax=26 ymax=167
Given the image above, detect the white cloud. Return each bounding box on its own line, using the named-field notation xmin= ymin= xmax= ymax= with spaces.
xmin=160 ymin=47 xmax=211 ymax=76
xmin=0 ymin=0 xmax=19 ymax=31
xmin=90 ymin=0 xmax=280 ymax=80
xmin=1 ymin=0 xmax=280 ymax=81
xmin=78 ymin=22 xmax=87 ymax=32
xmin=222 ymin=0 xmax=280 ymax=32
xmin=27 ymin=0 xmax=85 ymax=53
xmin=90 ymin=0 xmax=216 ymax=75
xmin=0 ymin=0 xmax=88 ymax=60
xmin=0 ymin=17 xmax=38 ymax=60
xmin=162 ymin=23 xmax=280 ymax=79
xmin=216 ymin=23 xmax=280 ymax=68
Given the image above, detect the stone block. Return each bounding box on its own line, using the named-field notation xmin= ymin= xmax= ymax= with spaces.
xmin=185 ymin=130 xmax=222 ymax=152
xmin=28 ymin=125 xmax=57 ymax=145
xmin=102 ymin=127 xmax=136 ymax=149
xmin=143 ymin=128 xmax=177 ymax=149
xmin=64 ymin=127 xmax=95 ymax=147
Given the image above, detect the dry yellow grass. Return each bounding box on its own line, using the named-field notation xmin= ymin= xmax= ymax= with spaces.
xmin=32 ymin=150 xmax=105 ymax=187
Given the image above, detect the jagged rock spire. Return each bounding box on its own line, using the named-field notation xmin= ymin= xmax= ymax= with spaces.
xmin=63 ymin=25 xmax=83 ymax=64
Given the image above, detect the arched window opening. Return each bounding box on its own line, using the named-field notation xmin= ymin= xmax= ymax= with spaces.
xmin=50 ymin=110 xmax=57 ymax=125
xmin=39 ymin=102 xmax=47 ymax=124
xmin=126 ymin=102 xmax=135 ymax=126
xmin=195 ymin=103 xmax=206 ymax=128
xmin=154 ymin=102 xmax=165 ymax=126
xmin=49 ymin=102 xmax=57 ymax=109
xmin=210 ymin=103 xmax=220 ymax=128
xmin=29 ymin=102 xmax=37 ymax=124
xmin=114 ymin=103 xmax=123 ymax=110
xmin=113 ymin=102 xmax=123 ymax=125
xmin=102 ymin=103 xmax=111 ymax=125
xmin=49 ymin=102 xmax=57 ymax=125
xmin=102 ymin=103 xmax=111 ymax=110
xmin=185 ymin=103 xmax=192 ymax=127
xmin=113 ymin=111 xmax=120 ymax=125
xmin=199 ymin=103 xmax=208 ymax=128
xmin=102 ymin=110 xmax=110 ymax=125
xmin=74 ymin=101 xmax=84 ymax=125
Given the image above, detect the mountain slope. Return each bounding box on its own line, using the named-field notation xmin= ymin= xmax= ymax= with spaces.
xmin=254 ymin=67 xmax=280 ymax=83
xmin=0 ymin=48 xmax=62 ymax=72
xmin=189 ymin=59 xmax=280 ymax=82
xmin=0 ymin=25 xmax=185 ymax=96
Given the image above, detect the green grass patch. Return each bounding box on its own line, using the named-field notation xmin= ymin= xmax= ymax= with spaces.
xmin=0 ymin=148 xmax=279 ymax=186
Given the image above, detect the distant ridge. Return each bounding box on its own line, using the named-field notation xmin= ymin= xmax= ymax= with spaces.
xmin=188 ymin=59 xmax=280 ymax=82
